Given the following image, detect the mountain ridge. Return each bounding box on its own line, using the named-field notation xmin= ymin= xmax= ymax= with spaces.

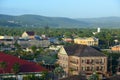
xmin=0 ymin=14 xmax=120 ymax=28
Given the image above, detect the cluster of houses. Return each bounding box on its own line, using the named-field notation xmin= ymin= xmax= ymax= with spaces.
xmin=0 ymin=31 xmax=100 ymax=52
xmin=0 ymin=31 xmax=51 ymax=51
xmin=0 ymin=31 xmax=120 ymax=80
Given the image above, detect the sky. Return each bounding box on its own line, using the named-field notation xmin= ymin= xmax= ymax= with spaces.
xmin=0 ymin=0 xmax=120 ymax=18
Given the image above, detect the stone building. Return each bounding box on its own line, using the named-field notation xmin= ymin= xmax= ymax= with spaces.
xmin=58 ymin=44 xmax=107 ymax=79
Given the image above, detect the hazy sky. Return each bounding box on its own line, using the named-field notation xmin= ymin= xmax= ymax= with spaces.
xmin=0 ymin=0 xmax=120 ymax=18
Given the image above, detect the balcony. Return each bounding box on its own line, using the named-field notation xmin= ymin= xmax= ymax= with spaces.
xmin=82 ymin=61 xmax=104 ymax=65
xmin=70 ymin=60 xmax=78 ymax=64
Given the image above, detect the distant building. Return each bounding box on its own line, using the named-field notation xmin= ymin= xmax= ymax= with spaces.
xmin=22 ymin=31 xmax=35 ymax=39
xmin=0 ymin=36 xmax=14 ymax=45
xmin=92 ymin=27 xmax=101 ymax=35
xmin=58 ymin=44 xmax=107 ymax=79
xmin=62 ymin=38 xmax=73 ymax=43
xmin=97 ymin=27 xmax=100 ymax=33
xmin=74 ymin=37 xmax=99 ymax=46
xmin=17 ymin=39 xmax=50 ymax=48
xmin=49 ymin=37 xmax=60 ymax=44
xmin=0 ymin=36 xmax=14 ymax=40
xmin=111 ymin=45 xmax=120 ymax=52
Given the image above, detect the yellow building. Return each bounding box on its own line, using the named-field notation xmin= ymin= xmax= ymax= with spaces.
xmin=0 ymin=36 xmax=4 ymax=39
xmin=74 ymin=37 xmax=98 ymax=46
xmin=58 ymin=44 xmax=107 ymax=79
xmin=22 ymin=31 xmax=35 ymax=39
xmin=111 ymin=45 xmax=120 ymax=52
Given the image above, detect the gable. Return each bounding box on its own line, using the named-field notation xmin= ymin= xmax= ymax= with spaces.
xmin=22 ymin=32 xmax=28 ymax=37
xmin=58 ymin=46 xmax=68 ymax=55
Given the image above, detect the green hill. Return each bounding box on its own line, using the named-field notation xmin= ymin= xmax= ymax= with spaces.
xmin=0 ymin=14 xmax=88 ymax=28
xmin=76 ymin=17 xmax=120 ymax=28
xmin=0 ymin=14 xmax=120 ymax=28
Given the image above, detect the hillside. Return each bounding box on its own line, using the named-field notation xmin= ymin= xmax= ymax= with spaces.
xmin=0 ymin=14 xmax=88 ymax=28
xmin=0 ymin=14 xmax=120 ymax=28
xmin=76 ymin=17 xmax=120 ymax=28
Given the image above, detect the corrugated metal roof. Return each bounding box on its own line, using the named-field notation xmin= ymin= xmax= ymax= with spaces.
xmin=0 ymin=52 xmax=47 ymax=74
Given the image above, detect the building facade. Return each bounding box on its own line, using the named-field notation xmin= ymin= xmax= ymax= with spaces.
xmin=58 ymin=44 xmax=107 ymax=79
xmin=74 ymin=37 xmax=99 ymax=46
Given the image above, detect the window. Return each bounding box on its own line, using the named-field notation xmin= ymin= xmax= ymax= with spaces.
xmin=91 ymin=59 xmax=94 ymax=64
xmin=76 ymin=59 xmax=78 ymax=64
xmin=96 ymin=59 xmax=99 ymax=64
xmin=96 ymin=66 xmax=99 ymax=71
xmin=91 ymin=66 xmax=94 ymax=71
xmin=86 ymin=59 xmax=90 ymax=64
xmin=82 ymin=59 xmax=85 ymax=63
xmin=82 ymin=66 xmax=85 ymax=71
xmin=99 ymin=59 xmax=102 ymax=64
xmin=100 ymin=66 xmax=103 ymax=70
xmin=86 ymin=66 xmax=90 ymax=71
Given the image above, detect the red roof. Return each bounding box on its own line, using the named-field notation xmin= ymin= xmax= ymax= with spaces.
xmin=0 ymin=52 xmax=47 ymax=74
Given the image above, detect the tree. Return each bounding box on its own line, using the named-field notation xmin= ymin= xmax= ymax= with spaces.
xmin=14 ymin=41 xmax=21 ymax=50
xmin=0 ymin=61 xmax=7 ymax=73
xmin=12 ymin=63 xmax=20 ymax=80
xmin=30 ymin=46 xmax=37 ymax=53
xmin=54 ymin=66 xmax=64 ymax=79
xmin=88 ymin=71 xmax=99 ymax=80
xmin=40 ymin=71 xmax=49 ymax=80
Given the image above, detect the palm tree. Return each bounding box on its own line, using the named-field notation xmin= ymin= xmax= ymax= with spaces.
xmin=12 ymin=63 xmax=20 ymax=80
xmin=54 ymin=66 xmax=64 ymax=79
xmin=0 ymin=61 xmax=7 ymax=73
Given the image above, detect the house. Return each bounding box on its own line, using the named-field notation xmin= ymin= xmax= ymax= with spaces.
xmin=62 ymin=38 xmax=73 ymax=43
xmin=74 ymin=37 xmax=99 ymax=46
xmin=0 ymin=36 xmax=15 ymax=45
xmin=58 ymin=44 xmax=107 ymax=79
xmin=22 ymin=31 xmax=35 ymax=39
xmin=111 ymin=45 xmax=120 ymax=52
xmin=0 ymin=52 xmax=48 ymax=80
xmin=17 ymin=39 xmax=50 ymax=48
